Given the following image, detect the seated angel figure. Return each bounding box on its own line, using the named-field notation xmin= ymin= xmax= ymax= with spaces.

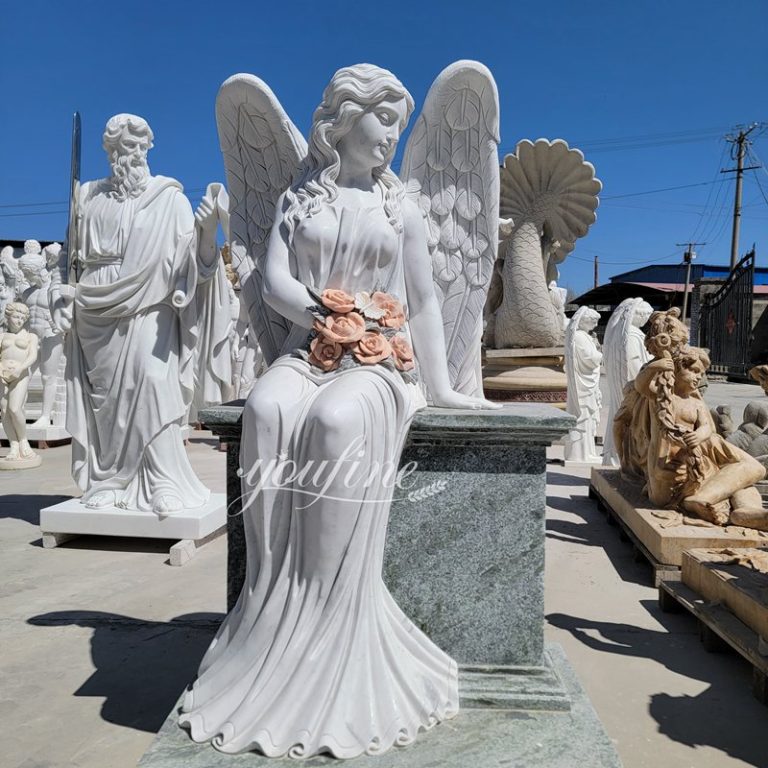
xmin=180 ymin=62 xmax=501 ymax=758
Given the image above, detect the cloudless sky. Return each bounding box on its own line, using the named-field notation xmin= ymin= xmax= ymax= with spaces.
xmin=1 ymin=0 xmax=766 ymax=294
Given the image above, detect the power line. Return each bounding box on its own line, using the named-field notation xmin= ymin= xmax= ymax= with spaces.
xmin=0 ymin=186 xmax=210 ymax=210
xmin=601 ymin=178 xmax=728 ymax=200
xmin=568 ymin=248 xmax=683 ymax=267
xmin=0 ymin=210 xmax=68 ymax=218
xmin=498 ymin=126 xmax=730 ymax=157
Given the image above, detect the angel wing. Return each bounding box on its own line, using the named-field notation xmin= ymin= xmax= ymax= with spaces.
xmin=400 ymin=60 xmax=500 ymax=397
xmin=216 ymin=75 xmax=307 ymax=366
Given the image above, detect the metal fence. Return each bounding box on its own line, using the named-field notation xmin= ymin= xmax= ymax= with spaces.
xmin=699 ymin=249 xmax=755 ymax=376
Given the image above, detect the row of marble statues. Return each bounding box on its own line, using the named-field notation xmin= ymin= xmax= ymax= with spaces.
xmin=0 ymin=233 xmax=263 ymax=471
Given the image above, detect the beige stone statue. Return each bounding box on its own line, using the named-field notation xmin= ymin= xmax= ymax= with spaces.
xmin=0 ymin=302 xmax=41 ymax=469
xmin=615 ymin=308 xmax=768 ymax=530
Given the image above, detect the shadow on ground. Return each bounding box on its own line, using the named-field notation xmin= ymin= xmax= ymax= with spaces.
xmin=28 ymin=611 xmax=224 ymax=733
xmin=0 ymin=494 xmax=71 ymax=526
xmin=547 ymin=601 xmax=768 ymax=768
xmin=545 ymin=470 xmax=590 ymax=487
xmin=546 ymin=490 xmax=652 ymax=587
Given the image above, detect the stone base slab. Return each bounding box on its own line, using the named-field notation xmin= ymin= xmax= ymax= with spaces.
xmin=138 ymin=644 xmax=621 ymax=768
xmin=459 ymin=647 xmax=570 ymax=712
xmin=0 ymin=424 xmax=71 ymax=445
xmin=40 ymin=494 xmax=227 ymax=543
xmin=682 ymin=548 xmax=768 ymax=644
xmin=590 ymin=468 xmax=768 ymax=567
xmin=0 ymin=452 xmax=42 ymax=470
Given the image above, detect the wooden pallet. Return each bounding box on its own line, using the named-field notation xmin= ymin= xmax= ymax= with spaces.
xmin=658 ymin=579 xmax=768 ymax=706
xmin=588 ymin=483 xmax=681 ymax=586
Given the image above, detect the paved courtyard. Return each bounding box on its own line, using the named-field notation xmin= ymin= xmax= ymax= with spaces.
xmin=1 ymin=378 xmax=766 ymax=768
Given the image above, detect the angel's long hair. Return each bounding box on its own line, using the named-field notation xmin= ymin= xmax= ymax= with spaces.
xmin=283 ymin=64 xmax=415 ymax=241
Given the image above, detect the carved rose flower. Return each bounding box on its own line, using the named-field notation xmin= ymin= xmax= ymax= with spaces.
xmin=372 ymin=291 xmax=406 ymax=329
xmin=320 ymin=288 xmax=355 ymax=314
xmin=314 ymin=312 xmax=366 ymax=344
xmin=352 ymin=330 xmax=393 ymax=365
xmin=390 ymin=335 xmax=415 ymax=371
xmin=308 ymin=336 xmax=344 ymax=372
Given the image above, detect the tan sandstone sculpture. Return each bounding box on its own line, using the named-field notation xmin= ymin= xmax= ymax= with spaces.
xmin=614 ymin=308 xmax=768 ymax=530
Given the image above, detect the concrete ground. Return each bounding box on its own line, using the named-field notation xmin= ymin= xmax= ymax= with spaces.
xmin=1 ymin=379 xmax=767 ymax=768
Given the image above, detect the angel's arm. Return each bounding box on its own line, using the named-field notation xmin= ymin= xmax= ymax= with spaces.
xmin=21 ymin=333 xmax=39 ymax=373
xmin=402 ymin=200 xmax=452 ymax=400
xmin=403 ymin=200 xmax=497 ymax=408
xmin=262 ymin=194 xmax=315 ymax=330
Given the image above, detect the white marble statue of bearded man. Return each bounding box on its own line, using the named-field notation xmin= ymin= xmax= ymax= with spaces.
xmin=51 ymin=113 xmax=231 ymax=515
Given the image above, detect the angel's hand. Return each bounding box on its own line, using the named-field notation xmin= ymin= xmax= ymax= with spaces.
xmin=683 ymin=431 xmax=704 ymax=448
xmin=648 ymin=357 xmax=674 ymax=374
xmin=194 ymin=194 xmax=218 ymax=232
xmin=432 ymin=390 xmax=502 ymax=410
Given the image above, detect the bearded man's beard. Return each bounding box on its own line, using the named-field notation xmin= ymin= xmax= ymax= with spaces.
xmin=109 ymin=151 xmax=150 ymax=201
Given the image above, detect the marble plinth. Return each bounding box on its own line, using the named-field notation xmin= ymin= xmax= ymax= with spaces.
xmin=591 ymin=468 xmax=768 ymax=566
xmin=202 ymin=403 xmax=575 ymax=677
xmin=138 ymin=644 xmax=621 ymax=768
xmin=39 ymin=494 xmax=226 ymax=565
xmin=482 ymin=347 xmax=567 ymax=406
xmin=0 ymin=424 xmax=70 ymax=444
xmin=0 ymin=452 xmax=42 ymax=470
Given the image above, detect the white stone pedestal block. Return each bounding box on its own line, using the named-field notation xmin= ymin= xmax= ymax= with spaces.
xmin=0 ymin=424 xmax=70 ymax=444
xmin=39 ymin=494 xmax=226 ymax=565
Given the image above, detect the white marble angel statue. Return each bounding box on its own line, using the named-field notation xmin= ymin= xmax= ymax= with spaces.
xmin=179 ymin=61 xmax=501 ymax=758
xmin=49 ymin=114 xmax=231 ymax=515
xmin=601 ymin=297 xmax=653 ymax=466
xmin=564 ymin=306 xmax=602 ymax=462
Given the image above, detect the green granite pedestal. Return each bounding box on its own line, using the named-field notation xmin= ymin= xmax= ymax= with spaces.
xmin=143 ymin=403 xmax=622 ymax=766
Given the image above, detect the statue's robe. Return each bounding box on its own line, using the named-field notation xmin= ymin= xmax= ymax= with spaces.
xmin=67 ymin=175 xmax=230 ymax=511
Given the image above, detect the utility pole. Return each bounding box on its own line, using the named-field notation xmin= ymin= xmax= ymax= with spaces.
xmin=593 ymin=254 xmax=599 ymax=289
xmin=676 ymin=242 xmax=705 ymax=321
xmin=722 ymin=124 xmax=760 ymax=269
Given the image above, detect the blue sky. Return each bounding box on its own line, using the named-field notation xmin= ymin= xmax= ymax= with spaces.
xmin=1 ymin=0 xmax=766 ymax=295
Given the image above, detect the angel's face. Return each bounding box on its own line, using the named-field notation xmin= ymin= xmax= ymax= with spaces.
xmin=336 ymin=97 xmax=408 ymax=171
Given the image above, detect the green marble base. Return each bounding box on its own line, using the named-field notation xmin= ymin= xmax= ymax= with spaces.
xmin=138 ymin=644 xmax=621 ymax=768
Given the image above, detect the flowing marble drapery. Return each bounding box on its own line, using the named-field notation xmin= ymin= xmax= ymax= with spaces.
xmin=67 ymin=175 xmax=230 ymax=511
xmin=180 ymin=203 xmax=458 ymax=757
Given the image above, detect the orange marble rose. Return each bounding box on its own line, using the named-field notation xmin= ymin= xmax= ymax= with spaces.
xmin=372 ymin=291 xmax=406 ymax=329
xmin=308 ymin=336 xmax=344 ymax=372
xmin=390 ymin=335 xmax=415 ymax=371
xmin=353 ymin=330 xmax=393 ymax=365
xmin=314 ymin=312 xmax=366 ymax=344
xmin=320 ymin=288 xmax=355 ymax=314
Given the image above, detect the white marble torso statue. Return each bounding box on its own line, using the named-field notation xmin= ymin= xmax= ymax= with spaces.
xmin=0 ymin=246 xmax=29 ymax=301
xmin=179 ymin=61 xmax=501 ymax=758
xmin=549 ymin=279 xmax=568 ymax=331
xmin=0 ymin=302 xmax=41 ymax=468
xmin=602 ymin=298 xmax=652 ymax=466
xmin=564 ymin=306 xmax=603 ymax=462
xmin=0 ymin=268 xmax=12 ymax=330
xmin=50 ymin=114 xmax=231 ymax=515
xmin=19 ymin=250 xmax=66 ymax=427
